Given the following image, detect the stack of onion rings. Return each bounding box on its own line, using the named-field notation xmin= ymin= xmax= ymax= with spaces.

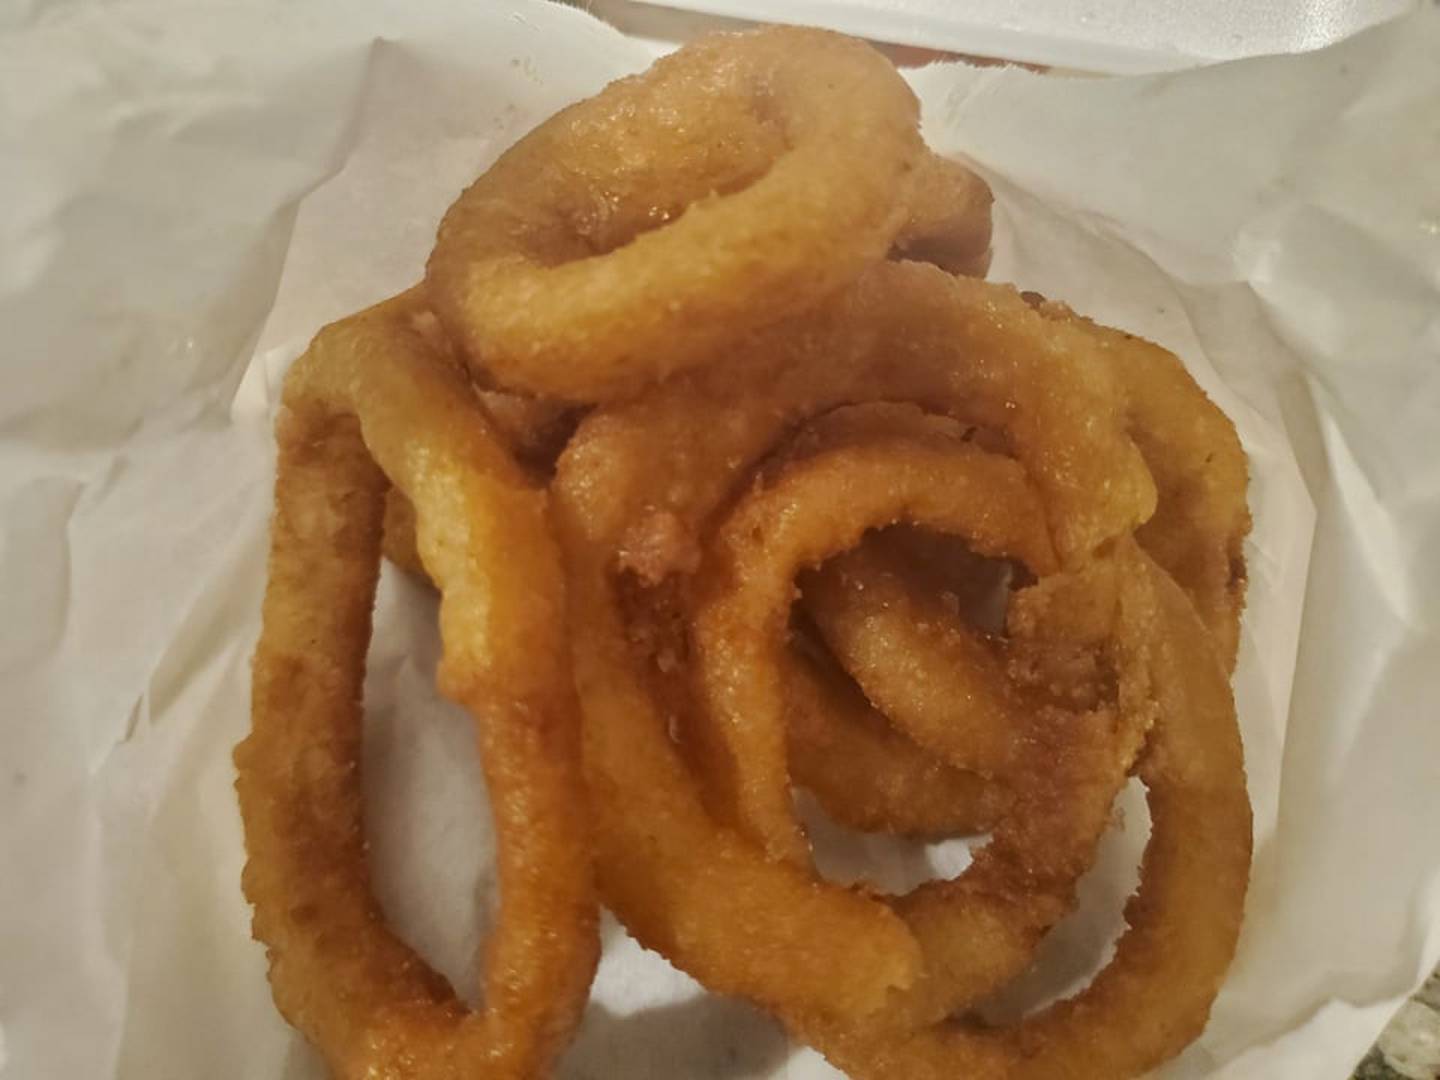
xmin=239 ymin=25 xmax=1252 ymax=1080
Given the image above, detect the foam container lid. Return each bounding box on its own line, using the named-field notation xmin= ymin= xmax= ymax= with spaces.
xmin=610 ymin=0 xmax=1421 ymax=70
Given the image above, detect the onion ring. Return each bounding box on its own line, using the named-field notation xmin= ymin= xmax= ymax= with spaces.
xmin=686 ymin=416 xmax=1157 ymax=1025
xmin=687 ymin=411 xmax=1058 ymax=862
xmin=235 ymin=294 xmax=598 ymax=1078
xmin=1098 ymin=320 xmax=1249 ymax=668
xmin=426 ymin=27 xmax=926 ymax=402
xmin=787 ymin=549 xmax=1251 ymax=1079
xmin=1023 ymin=292 xmax=1251 ymax=665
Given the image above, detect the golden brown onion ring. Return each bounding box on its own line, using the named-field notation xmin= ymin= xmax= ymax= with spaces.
xmin=788 ymin=550 xmax=1252 ymax=1079
xmin=1024 ymin=293 xmax=1251 ymax=666
xmin=688 ymin=419 xmax=1157 ymax=1026
xmin=426 ymin=27 xmax=926 ymax=402
xmin=236 ymin=295 xmax=597 ymax=1079
xmin=687 ymin=414 xmax=1058 ymax=863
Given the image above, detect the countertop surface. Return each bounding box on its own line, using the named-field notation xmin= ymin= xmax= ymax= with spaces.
xmin=1353 ymin=973 xmax=1434 ymax=1080
xmin=1353 ymin=971 xmax=1440 ymax=1079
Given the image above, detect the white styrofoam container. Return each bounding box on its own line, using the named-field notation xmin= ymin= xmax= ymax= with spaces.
xmin=578 ymin=0 xmax=1421 ymax=71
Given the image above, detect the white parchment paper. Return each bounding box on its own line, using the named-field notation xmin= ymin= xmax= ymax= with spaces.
xmin=1 ymin=2 xmax=1437 ymax=1077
